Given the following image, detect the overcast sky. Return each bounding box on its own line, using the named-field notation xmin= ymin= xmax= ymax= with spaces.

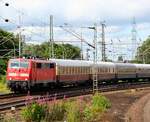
xmin=0 ymin=0 xmax=150 ymax=60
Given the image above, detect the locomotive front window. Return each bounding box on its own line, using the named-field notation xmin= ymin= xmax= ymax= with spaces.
xmin=10 ymin=61 xmax=29 ymax=68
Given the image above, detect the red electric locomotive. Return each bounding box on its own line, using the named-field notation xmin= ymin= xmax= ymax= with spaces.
xmin=6 ymin=58 xmax=56 ymax=92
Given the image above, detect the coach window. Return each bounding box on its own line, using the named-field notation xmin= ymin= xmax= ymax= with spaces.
xmin=77 ymin=67 xmax=79 ymax=74
xmin=70 ymin=67 xmax=72 ymax=74
xmin=64 ymin=67 xmax=66 ymax=74
xmin=36 ymin=63 xmax=41 ymax=69
xmin=63 ymin=67 xmax=66 ymax=75
xmin=83 ymin=67 xmax=84 ymax=74
xmin=60 ymin=67 xmax=63 ymax=75
xmin=65 ymin=67 xmax=68 ymax=74
xmin=75 ymin=67 xmax=76 ymax=74
xmin=62 ymin=67 xmax=65 ymax=75
xmin=69 ymin=67 xmax=71 ymax=74
xmin=102 ymin=68 xmax=104 ymax=73
xmin=67 ymin=67 xmax=69 ymax=74
xmin=65 ymin=67 xmax=67 ymax=74
xmin=82 ymin=67 xmax=83 ymax=74
xmin=78 ymin=67 xmax=80 ymax=74
xmin=72 ymin=67 xmax=74 ymax=74
xmin=68 ymin=67 xmax=69 ymax=74
xmin=67 ymin=67 xmax=70 ymax=74
xmin=79 ymin=67 xmax=81 ymax=74
xmin=84 ymin=67 xmax=86 ymax=74
xmin=68 ymin=67 xmax=70 ymax=74
xmin=74 ymin=67 xmax=76 ymax=74
xmin=71 ymin=67 xmax=73 ymax=74
xmin=86 ymin=67 xmax=88 ymax=74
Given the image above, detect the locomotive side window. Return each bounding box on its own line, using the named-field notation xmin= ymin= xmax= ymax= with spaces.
xmin=36 ymin=63 xmax=41 ymax=68
xmin=50 ymin=63 xmax=55 ymax=68
xmin=42 ymin=63 xmax=49 ymax=69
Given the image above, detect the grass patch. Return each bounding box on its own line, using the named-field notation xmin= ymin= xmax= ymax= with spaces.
xmin=0 ymin=75 xmax=10 ymax=93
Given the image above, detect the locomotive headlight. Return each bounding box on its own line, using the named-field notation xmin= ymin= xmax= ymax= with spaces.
xmin=9 ymin=77 xmax=12 ymax=80
xmin=25 ymin=78 xmax=28 ymax=81
xmin=9 ymin=73 xmax=17 ymax=76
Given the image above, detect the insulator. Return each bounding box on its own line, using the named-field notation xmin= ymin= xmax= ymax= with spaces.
xmin=5 ymin=3 xmax=9 ymax=6
xmin=5 ymin=19 xmax=9 ymax=22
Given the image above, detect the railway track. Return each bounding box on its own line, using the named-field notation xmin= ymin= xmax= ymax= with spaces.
xmin=0 ymin=81 xmax=150 ymax=113
xmin=0 ymin=93 xmax=26 ymax=99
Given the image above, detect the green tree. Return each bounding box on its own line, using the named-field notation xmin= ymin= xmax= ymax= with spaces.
xmin=23 ymin=42 xmax=81 ymax=59
xmin=118 ymin=55 xmax=123 ymax=62
xmin=0 ymin=28 xmax=19 ymax=75
xmin=0 ymin=28 xmax=19 ymax=57
xmin=136 ymin=36 xmax=150 ymax=64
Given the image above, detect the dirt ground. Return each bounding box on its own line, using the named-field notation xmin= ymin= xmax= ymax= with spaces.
xmin=100 ymin=87 xmax=150 ymax=122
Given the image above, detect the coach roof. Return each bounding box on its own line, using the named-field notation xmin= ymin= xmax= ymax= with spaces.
xmin=49 ymin=59 xmax=93 ymax=67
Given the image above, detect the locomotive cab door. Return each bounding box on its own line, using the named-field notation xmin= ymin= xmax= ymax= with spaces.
xmin=49 ymin=63 xmax=56 ymax=82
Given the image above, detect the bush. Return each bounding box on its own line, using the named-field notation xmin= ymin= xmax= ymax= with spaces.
xmin=45 ymin=101 xmax=66 ymax=122
xmin=0 ymin=75 xmax=10 ymax=93
xmin=0 ymin=59 xmax=7 ymax=75
xmin=65 ymin=101 xmax=81 ymax=122
xmin=22 ymin=102 xmax=48 ymax=122
xmin=83 ymin=93 xmax=111 ymax=122
xmin=0 ymin=75 xmax=6 ymax=84
xmin=92 ymin=93 xmax=111 ymax=111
